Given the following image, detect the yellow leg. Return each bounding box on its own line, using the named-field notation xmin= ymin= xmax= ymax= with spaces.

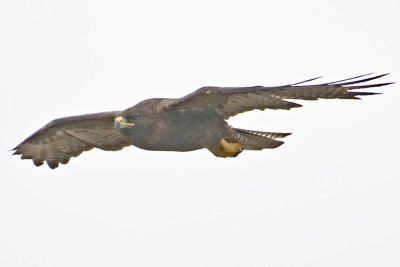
xmin=220 ymin=139 xmax=243 ymax=154
xmin=210 ymin=139 xmax=243 ymax=157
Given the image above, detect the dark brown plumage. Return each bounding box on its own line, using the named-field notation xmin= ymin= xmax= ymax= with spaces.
xmin=13 ymin=73 xmax=393 ymax=168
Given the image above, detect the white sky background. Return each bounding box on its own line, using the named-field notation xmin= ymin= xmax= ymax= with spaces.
xmin=1 ymin=0 xmax=400 ymax=266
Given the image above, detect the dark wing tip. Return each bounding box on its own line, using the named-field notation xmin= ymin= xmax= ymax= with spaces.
xmin=33 ymin=159 xmax=44 ymax=167
xmin=293 ymin=102 xmax=303 ymax=108
xmin=371 ymin=82 xmax=396 ymax=87
xmin=289 ymin=76 xmax=323 ymax=86
xmin=349 ymin=92 xmax=382 ymax=99
xmin=346 ymin=82 xmax=395 ymax=90
xmin=333 ymin=73 xmax=391 ymax=86
xmin=46 ymin=161 xmax=59 ymax=169
xmin=11 ymin=145 xmax=20 ymax=152
xmin=323 ymin=73 xmax=374 ymax=85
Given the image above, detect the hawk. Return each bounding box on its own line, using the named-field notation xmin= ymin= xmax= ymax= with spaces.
xmin=13 ymin=73 xmax=393 ymax=169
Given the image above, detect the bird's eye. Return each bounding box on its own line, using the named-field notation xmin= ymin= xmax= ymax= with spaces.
xmin=128 ymin=114 xmax=138 ymax=120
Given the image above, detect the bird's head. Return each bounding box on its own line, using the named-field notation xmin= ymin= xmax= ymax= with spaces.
xmin=114 ymin=99 xmax=168 ymax=132
xmin=114 ymin=113 xmax=139 ymax=131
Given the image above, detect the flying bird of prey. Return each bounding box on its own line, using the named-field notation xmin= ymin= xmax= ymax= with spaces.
xmin=13 ymin=73 xmax=393 ymax=169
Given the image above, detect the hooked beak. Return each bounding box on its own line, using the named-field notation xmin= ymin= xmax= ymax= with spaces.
xmin=114 ymin=116 xmax=134 ymax=130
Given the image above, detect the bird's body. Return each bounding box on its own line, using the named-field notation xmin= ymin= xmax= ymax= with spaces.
xmin=13 ymin=73 xmax=393 ymax=168
xmin=117 ymin=98 xmax=229 ymax=152
xmin=115 ymin=98 xmax=270 ymax=157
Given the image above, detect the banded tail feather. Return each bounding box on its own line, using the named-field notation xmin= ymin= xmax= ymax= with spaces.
xmin=235 ymin=128 xmax=291 ymax=150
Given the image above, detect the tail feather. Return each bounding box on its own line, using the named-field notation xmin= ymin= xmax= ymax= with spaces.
xmin=235 ymin=128 xmax=291 ymax=150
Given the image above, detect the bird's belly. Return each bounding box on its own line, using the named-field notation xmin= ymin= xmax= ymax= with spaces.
xmin=130 ymin=116 xmax=225 ymax=152
xmin=132 ymin=128 xmax=206 ymax=151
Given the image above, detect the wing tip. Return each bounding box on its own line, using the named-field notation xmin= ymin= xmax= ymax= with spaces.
xmin=325 ymin=73 xmax=374 ymax=85
xmin=46 ymin=160 xmax=59 ymax=169
xmin=336 ymin=73 xmax=392 ymax=86
xmin=33 ymin=159 xmax=44 ymax=167
xmin=11 ymin=143 xmax=68 ymax=169
xmin=290 ymin=76 xmax=323 ymax=86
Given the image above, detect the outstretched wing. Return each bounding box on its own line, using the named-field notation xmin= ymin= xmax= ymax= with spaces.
xmin=167 ymin=73 xmax=393 ymax=119
xmin=12 ymin=111 xmax=131 ymax=169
